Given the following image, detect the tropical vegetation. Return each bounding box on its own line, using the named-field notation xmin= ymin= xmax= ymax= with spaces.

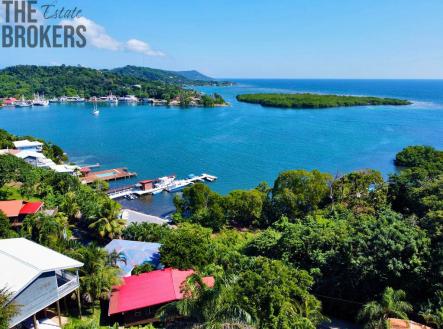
xmin=0 ymin=65 xmax=227 ymax=107
xmin=236 ymin=93 xmax=411 ymax=108
xmin=0 ymin=128 xmax=442 ymax=329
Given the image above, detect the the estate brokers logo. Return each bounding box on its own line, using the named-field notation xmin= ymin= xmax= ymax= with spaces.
xmin=1 ymin=0 xmax=86 ymax=48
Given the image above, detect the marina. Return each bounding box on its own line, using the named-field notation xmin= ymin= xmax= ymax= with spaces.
xmin=81 ymin=167 xmax=137 ymax=184
xmin=107 ymin=173 xmax=218 ymax=199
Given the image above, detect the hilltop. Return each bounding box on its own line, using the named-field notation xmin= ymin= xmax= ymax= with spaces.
xmin=109 ymin=65 xmax=231 ymax=86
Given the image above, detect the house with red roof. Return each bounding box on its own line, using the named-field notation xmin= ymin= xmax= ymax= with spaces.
xmin=108 ymin=268 xmax=214 ymax=327
xmin=0 ymin=200 xmax=43 ymax=226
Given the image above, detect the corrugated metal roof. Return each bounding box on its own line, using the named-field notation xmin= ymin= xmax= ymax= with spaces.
xmin=104 ymin=239 xmax=161 ymax=277
xmin=0 ymin=238 xmax=83 ymax=296
xmin=108 ymin=268 xmax=214 ymax=315
xmin=0 ymin=200 xmax=23 ymax=217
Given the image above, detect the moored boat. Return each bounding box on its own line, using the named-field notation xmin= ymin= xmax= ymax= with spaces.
xmin=165 ymin=179 xmax=193 ymax=192
xmin=15 ymin=95 xmax=32 ymax=107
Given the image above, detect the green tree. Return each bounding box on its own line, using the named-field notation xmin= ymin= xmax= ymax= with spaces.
xmin=332 ymin=170 xmax=387 ymax=214
xmin=270 ymin=170 xmax=332 ymax=220
xmin=71 ymin=245 xmax=121 ymax=303
xmin=224 ymin=189 xmax=264 ymax=228
xmin=358 ymin=287 xmax=413 ymax=329
xmin=158 ymin=273 xmax=256 ymax=328
xmin=160 ymin=223 xmax=214 ymax=270
xmin=122 ymin=222 xmax=170 ymax=242
xmin=236 ymin=257 xmax=324 ymax=329
xmin=0 ymin=288 xmax=19 ymax=329
xmin=88 ymin=200 xmax=126 ymax=240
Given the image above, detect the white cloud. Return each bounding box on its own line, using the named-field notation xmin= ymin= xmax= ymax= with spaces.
xmin=61 ymin=16 xmax=120 ymax=51
xmin=61 ymin=17 xmax=164 ymax=56
xmin=125 ymin=39 xmax=164 ymax=56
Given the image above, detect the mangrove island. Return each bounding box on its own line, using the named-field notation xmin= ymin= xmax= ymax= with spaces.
xmin=236 ymin=93 xmax=412 ymax=108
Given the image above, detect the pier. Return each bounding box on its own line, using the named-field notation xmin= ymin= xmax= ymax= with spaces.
xmin=107 ymin=173 xmax=218 ymax=199
xmin=81 ymin=167 xmax=136 ymax=184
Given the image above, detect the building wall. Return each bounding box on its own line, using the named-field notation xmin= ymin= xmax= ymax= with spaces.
xmin=9 ymin=272 xmax=58 ymax=327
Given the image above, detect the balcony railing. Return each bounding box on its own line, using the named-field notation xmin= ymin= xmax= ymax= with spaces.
xmin=56 ymin=270 xmax=79 ymax=298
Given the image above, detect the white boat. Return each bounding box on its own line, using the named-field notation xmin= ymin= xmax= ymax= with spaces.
xmin=118 ymin=95 xmax=138 ymax=103
xmin=92 ymin=103 xmax=99 ymax=116
xmin=165 ymin=179 xmax=193 ymax=193
xmin=49 ymin=97 xmax=59 ymax=103
xmin=107 ymin=92 xmax=119 ymax=104
xmin=32 ymin=93 xmax=49 ymax=106
xmin=66 ymin=96 xmax=85 ymax=103
xmin=15 ymin=96 xmax=32 ymax=108
xmin=154 ymin=175 xmax=176 ymax=189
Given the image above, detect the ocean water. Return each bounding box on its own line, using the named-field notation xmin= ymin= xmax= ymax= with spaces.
xmin=1 ymin=79 xmax=442 ymax=216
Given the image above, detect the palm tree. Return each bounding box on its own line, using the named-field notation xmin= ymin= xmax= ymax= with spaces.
xmin=158 ymin=274 xmax=256 ymax=328
xmin=89 ymin=200 xmax=126 ymax=240
xmin=73 ymin=245 xmax=121 ymax=303
xmin=0 ymin=287 xmax=19 ymax=329
xmin=358 ymin=287 xmax=413 ymax=329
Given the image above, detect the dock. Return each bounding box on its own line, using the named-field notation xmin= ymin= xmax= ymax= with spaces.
xmin=81 ymin=167 xmax=136 ymax=184
xmin=107 ymin=173 xmax=218 ymax=199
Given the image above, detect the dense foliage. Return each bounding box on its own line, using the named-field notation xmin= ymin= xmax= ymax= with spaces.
xmin=0 ymin=65 xmax=191 ymax=100
xmin=236 ymin=93 xmax=411 ymax=108
xmin=109 ymin=65 xmax=229 ymax=86
xmin=170 ymin=145 xmax=443 ymax=328
xmin=1 ymin=128 xmax=441 ymax=329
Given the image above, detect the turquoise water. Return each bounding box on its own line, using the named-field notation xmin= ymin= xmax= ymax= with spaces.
xmin=1 ymin=79 xmax=442 ymax=216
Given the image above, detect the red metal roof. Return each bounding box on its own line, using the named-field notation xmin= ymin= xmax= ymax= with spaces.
xmin=139 ymin=180 xmax=154 ymax=184
xmin=108 ymin=268 xmax=214 ymax=315
xmin=0 ymin=200 xmax=23 ymax=217
xmin=19 ymin=202 xmax=43 ymax=215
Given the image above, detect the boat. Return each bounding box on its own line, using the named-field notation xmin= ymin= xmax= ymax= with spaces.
xmin=66 ymin=96 xmax=85 ymax=103
xmin=92 ymin=103 xmax=99 ymax=116
xmin=106 ymin=92 xmax=119 ymax=104
xmin=118 ymin=95 xmax=138 ymax=103
xmin=165 ymin=179 xmax=193 ymax=193
xmin=32 ymin=93 xmax=49 ymax=106
xmin=154 ymin=175 xmax=176 ymax=189
xmin=15 ymin=96 xmax=32 ymax=108
xmin=49 ymin=97 xmax=59 ymax=103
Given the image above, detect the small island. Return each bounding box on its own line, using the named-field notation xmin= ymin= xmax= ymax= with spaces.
xmin=236 ymin=93 xmax=412 ymax=108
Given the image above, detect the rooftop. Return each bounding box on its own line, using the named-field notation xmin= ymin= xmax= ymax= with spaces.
xmin=13 ymin=140 xmax=44 ymax=148
xmin=0 ymin=238 xmax=83 ymax=296
xmin=0 ymin=200 xmax=23 ymax=217
xmin=0 ymin=200 xmax=43 ymax=217
xmin=104 ymin=239 xmax=161 ymax=277
xmin=108 ymin=268 xmax=214 ymax=315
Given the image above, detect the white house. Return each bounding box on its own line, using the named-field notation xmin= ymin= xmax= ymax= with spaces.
xmin=13 ymin=140 xmax=44 ymax=153
xmin=15 ymin=150 xmax=79 ymax=175
xmin=0 ymin=238 xmax=83 ymax=328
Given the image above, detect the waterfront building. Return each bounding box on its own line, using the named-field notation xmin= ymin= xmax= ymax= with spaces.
xmin=104 ymin=239 xmax=162 ymax=277
xmin=14 ymin=150 xmax=78 ymax=174
xmin=13 ymin=140 xmax=43 ymax=153
xmin=108 ymin=268 xmax=214 ymax=326
xmin=0 ymin=238 xmax=83 ymax=328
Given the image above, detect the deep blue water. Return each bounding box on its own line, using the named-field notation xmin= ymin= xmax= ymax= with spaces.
xmin=1 ymin=79 xmax=442 ymax=216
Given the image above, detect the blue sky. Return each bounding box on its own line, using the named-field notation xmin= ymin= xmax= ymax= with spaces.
xmin=1 ymin=0 xmax=443 ymax=78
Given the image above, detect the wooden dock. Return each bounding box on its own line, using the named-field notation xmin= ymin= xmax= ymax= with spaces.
xmin=81 ymin=168 xmax=136 ymax=184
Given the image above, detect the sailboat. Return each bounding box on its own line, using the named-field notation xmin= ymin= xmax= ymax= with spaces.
xmin=32 ymin=93 xmax=49 ymax=106
xmin=92 ymin=102 xmax=100 ymax=116
xmin=15 ymin=95 xmax=32 ymax=108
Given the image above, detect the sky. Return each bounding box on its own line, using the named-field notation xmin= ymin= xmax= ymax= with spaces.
xmin=1 ymin=0 xmax=443 ymax=78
